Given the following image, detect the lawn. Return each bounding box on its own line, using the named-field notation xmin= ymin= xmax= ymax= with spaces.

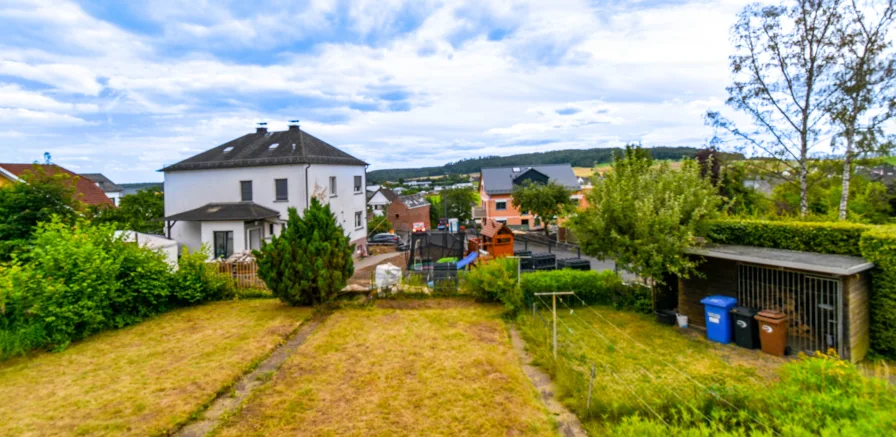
xmin=520 ymin=301 xmax=775 ymax=435
xmin=0 ymin=299 xmax=311 ymax=437
xmin=215 ymin=300 xmax=557 ymax=436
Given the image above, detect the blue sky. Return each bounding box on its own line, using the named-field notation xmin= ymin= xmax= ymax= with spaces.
xmin=0 ymin=0 xmax=752 ymax=182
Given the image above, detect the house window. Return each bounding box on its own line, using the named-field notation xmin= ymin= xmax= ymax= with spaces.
xmin=496 ymin=201 xmax=507 ymax=211
xmin=269 ymin=223 xmax=275 ymax=235
xmin=275 ymin=178 xmax=288 ymax=201
xmin=213 ymin=231 xmax=233 ymax=259
xmin=354 ymin=211 xmax=363 ymax=229
xmin=354 ymin=176 xmax=362 ymax=193
xmin=496 ymin=219 xmax=507 ymax=224
xmin=240 ymin=181 xmax=252 ymax=201
xmin=329 ymin=176 xmax=337 ymax=196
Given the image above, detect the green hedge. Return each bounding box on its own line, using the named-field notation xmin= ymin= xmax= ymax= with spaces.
xmin=859 ymin=227 xmax=896 ymax=356
xmin=521 ymin=270 xmax=651 ymax=314
xmin=707 ymin=219 xmax=871 ymax=256
xmin=707 ymin=219 xmax=896 ymax=357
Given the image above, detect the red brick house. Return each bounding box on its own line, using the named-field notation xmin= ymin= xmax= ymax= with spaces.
xmin=387 ymin=193 xmax=431 ymax=232
xmin=474 ymin=164 xmax=583 ymax=230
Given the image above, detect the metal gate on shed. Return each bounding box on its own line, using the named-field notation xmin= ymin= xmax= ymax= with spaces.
xmin=737 ymin=263 xmax=843 ymax=356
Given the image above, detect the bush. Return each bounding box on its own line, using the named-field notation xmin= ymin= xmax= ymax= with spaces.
xmin=520 ymin=270 xmax=651 ymax=314
xmin=461 ymin=258 xmax=522 ymax=313
xmin=254 ymin=200 xmax=354 ymax=306
xmin=860 ymin=226 xmax=896 ymax=355
xmin=707 ymin=219 xmax=870 ymax=256
xmin=0 ymin=220 xmax=234 ymax=359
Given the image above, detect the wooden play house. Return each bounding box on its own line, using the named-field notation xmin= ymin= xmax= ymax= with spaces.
xmin=468 ymin=220 xmax=515 ymax=258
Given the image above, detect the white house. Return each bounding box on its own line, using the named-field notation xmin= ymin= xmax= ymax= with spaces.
xmin=81 ymin=173 xmax=124 ymax=206
xmin=367 ymin=187 xmax=398 ymax=216
xmin=162 ymin=122 xmax=368 ymax=259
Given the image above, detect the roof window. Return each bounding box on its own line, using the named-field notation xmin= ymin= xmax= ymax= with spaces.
xmin=269 ymin=143 xmax=279 ymax=150
xmin=223 ymin=146 xmax=234 ymax=153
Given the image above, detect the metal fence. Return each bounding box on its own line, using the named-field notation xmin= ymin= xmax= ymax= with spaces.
xmin=217 ymin=261 xmax=268 ymax=290
xmin=737 ymin=263 xmax=843 ymax=356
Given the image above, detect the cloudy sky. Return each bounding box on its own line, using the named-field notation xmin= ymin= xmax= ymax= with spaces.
xmin=0 ymin=0 xmax=752 ymax=182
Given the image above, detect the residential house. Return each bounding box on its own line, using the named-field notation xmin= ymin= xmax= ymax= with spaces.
xmin=857 ymin=163 xmax=896 ymax=187
xmin=367 ymin=187 xmax=398 ymax=216
xmin=387 ymin=193 xmax=431 ymax=232
xmin=161 ymin=122 xmax=368 ymax=259
xmin=81 ymin=173 xmax=124 ymax=205
xmin=0 ymin=163 xmax=113 ymax=206
xmin=474 ymin=164 xmax=581 ymax=230
xmin=405 ymin=180 xmax=431 ymax=187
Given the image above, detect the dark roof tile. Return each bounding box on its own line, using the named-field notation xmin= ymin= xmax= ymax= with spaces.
xmin=164 ymin=202 xmax=280 ymax=221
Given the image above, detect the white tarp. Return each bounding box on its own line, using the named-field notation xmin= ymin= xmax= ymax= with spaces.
xmin=375 ymin=263 xmax=402 ymax=290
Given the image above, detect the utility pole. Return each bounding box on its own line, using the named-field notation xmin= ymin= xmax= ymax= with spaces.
xmin=534 ymin=291 xmax=574 ymax=360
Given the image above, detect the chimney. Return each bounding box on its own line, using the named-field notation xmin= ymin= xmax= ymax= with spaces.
xmin=288 ymin=119 xmax=300 ymax=131
xmin=256 ymin=121 xmax=268 ymax=134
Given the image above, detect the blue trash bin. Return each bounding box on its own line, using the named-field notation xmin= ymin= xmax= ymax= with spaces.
xmin=700 ymin=295 xmax=738 ymax=344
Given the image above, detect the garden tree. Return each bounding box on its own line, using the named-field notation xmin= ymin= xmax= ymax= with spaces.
xmin=570 ymin=146 xmax=723 ymax=286
xmin=253 ymin=199 xmax=354 ymax=306
xmin=707 ymin=0 xmax=842 ymax=217
xmin=427 ymin=188 xmax=478 ymax=224
xmin=827 ymin=0 xmax=896 ymax=220
xmin=90 ymin=187 xmax=165 ymax=234
xmin=511 ymin=180 xmax=576 ymax=236
xmin=367 ymin=214 xmax=392 ymax=234
xmin=0 ymin=165 xmax=82 ymax=259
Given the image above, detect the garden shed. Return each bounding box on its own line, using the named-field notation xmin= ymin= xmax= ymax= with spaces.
xmin=469 ymin=220 xmax=515 ymax=257
xmin=679 ymin=244 xmax=874 ymax=362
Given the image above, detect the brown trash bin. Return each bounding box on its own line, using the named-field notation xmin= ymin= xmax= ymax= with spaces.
xmin=754 ymin=310 xmax=788 ymax=356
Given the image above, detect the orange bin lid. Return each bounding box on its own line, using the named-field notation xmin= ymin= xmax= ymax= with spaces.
xmin=755 ymin=310 xmax=787 ymax=321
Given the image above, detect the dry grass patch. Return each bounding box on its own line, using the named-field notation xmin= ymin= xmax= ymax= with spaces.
xmin=0 ymin=299 xmax=310 ymax=437
xmin=215 ymin=304 xmax=556 ymax=437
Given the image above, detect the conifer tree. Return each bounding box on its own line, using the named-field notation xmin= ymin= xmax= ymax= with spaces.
xmin=253 ymin=199 xmax=354 ymax=306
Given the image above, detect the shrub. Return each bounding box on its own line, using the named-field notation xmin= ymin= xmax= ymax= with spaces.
xmin=254 ymin=200 xmax=354 ymax=306
xmin=171 ymin=245 xmax=235 ymax=304
xmin=461 ymin=258 xmax=522 ymax=313
xmin=707 ymin=219 xmax=870 ymax=256
xmin=860 ymin=226 xmax=896 ymax=355
xmin=520 ymin=270 xmax=651 ymax=314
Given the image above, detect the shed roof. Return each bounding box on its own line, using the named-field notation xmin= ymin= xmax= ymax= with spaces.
xmin=481 ymin=220 xmax=512 ymax=238
xmin=398 ymin=193 xmax=429 ymax=209
xmin=686 ymin=244 xmax=874 ymax=276
xmin=164 ymin=202 xmax=280 ymax=222
xmin=480 ymin=164 xmax=579 ymax=195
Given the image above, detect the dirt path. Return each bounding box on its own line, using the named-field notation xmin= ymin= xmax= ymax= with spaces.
xmin=173 ymin=315 xmax=327 ymax=437
xmin=509 ymin=325 xmax=588 ymax=437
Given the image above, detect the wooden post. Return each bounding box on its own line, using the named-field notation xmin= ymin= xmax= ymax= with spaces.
xmin=587 ymin=363 xmax=595 ymax=409
xmin=534 ymin=292 xmax=574 ymax=361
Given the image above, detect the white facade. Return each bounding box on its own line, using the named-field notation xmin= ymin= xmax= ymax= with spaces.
xmin=367 ymin=190 xmax=391 ymax=216
xmin=165 ymin=163 xmax=367 ymax=259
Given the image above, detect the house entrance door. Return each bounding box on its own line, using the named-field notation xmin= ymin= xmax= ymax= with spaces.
xmin=248 ymin=228 xmax=262 ymax=251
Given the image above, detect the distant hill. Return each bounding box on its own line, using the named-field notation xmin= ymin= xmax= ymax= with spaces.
xmin=367 ymin=146 xmax=722 ymax=184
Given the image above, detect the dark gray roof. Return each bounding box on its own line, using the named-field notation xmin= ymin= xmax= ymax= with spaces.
xmin=120 ymin=182 xmax=163 ymax=196
xmin=686 ymin=244 xmax=874 ymax=276
xmin=398 ymin=193 xmax=430 ymax=209
xmin=480 ymin=164 xmax=579 ymax=195
xmin=80 ymin=173 xmax=124 ymax=193
xmin=161 ymin=126 xmax=367 ymax=172
xmin=379 ymin=188 xmax=399 ymax=202
xmin=164 ymin=202 xmax=280 ymax=222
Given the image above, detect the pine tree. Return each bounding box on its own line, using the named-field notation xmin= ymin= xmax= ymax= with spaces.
xmin=253 ymin=199 xmax=354 ymax=306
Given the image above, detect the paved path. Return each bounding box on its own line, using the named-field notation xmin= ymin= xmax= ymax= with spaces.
xmin=354 ymin=251 xmax=404 ymax=271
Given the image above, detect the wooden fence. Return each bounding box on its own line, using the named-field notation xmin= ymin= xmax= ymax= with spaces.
xmin=217 ymin=261 xmax=268 ymax=290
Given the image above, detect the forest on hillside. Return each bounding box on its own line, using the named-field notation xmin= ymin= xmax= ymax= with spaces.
xmin=367 ymin=146 xmax=725 ymax=184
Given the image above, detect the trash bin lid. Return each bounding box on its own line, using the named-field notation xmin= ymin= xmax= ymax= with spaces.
xmin=699 ymin=295 xmax=738 ymax=309
xmin=755 ymin=310 xmax=787 ymax=321
xmin=730 ymin=306 xmax=759 ymax=317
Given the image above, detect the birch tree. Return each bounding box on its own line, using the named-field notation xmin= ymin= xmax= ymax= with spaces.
xmin=828 ymin=0 xmax=896 ymax=220
xmin=708 ymin=0 xmax=842 ymax=217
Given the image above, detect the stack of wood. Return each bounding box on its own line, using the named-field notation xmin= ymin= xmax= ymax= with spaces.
xmin=224 ymin=251 xmax=255 ymax=264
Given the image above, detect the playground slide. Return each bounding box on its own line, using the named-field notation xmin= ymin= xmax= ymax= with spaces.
xmin=456 ymin=251 xmax=478 ymax=269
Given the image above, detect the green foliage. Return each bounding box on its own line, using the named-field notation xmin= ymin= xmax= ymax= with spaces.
xmin=571 ymin=146 xmax=723 ymax=284
xmin=0 ymin=165 xmax=82 ymax=259
xmin=520 ymin=270 xmax=651 ymax=314
xmin=254 ymin=199 xmax=354 ymax=306
xmin=367 ymin=214 xmax=392 ymax=235
xmin=707 ymin=219 xmax=871 ymax=256
xmin=365 ymin=146 xmax=712 ymax=184
xmin=427 ymin=187 xmax=478 ymax=224
xmin=90 ymin=187 xmax=165 ymax=234
xmin=0 ymin=220 xmax=236 ymax=359
xmin=511 ymin=180 xmax=575 ymax=234
xmin=461 ymin=258 xmax=522 ymax=313
xmin=860 ymin=226 xmax=896 ymax=355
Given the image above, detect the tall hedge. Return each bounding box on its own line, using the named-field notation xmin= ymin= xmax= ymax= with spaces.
xmin=707 ymin=219 xmax=896 ymax=357
xmin=707 ymin=220 xmax=871 ymax=256
xmin=859 ymin=227 xmax=896 ymax=356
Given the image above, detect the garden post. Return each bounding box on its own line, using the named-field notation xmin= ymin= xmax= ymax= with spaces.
xmin=552 ymin=294 xmax=557 ymax=359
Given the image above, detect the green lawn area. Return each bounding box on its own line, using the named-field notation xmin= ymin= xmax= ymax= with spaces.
xmin=0 ymin=299 xmax=310 ymax=437
xmin=519 ymin=302 xmax=776 ymax=435
xmin=214 ymin=300 xmax=557 ymax=436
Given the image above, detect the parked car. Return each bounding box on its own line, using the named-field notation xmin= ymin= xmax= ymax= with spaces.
xmin=437 ymin=218 xmax=448 ymax=230
xmin=369 ymin=233 xmax=402 ymax=246
xmin=412 ymin=222 xmax=426 ymax=233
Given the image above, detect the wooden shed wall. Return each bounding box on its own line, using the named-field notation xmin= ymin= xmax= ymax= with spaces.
xmin=844 ymin=271 xmax=870 ymax=362
xmin=678 ymin=257 xmax=738 ymax=329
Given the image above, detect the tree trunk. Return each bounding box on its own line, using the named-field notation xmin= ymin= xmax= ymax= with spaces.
xmin=839 ymin=126 xmax=856 ymax=220
xmin=799 ymin=157 xmax=809 ymax=217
